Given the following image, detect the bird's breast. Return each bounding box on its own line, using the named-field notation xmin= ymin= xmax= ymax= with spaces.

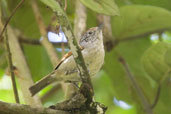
xmin=83 ymin=42 xmax=105 ymax=76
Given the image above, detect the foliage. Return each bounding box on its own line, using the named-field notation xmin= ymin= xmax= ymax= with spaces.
xmin=0 ymin=0 xmax=171 ymax=114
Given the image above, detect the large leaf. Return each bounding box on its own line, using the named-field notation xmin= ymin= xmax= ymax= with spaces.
xmin=112 ymin=5 xmax=171 ymax=40
xmin=80 ymin=0 xmax=119 ymax=16
xmin=22 ymin=44 xmax=53 ymax=81
xmin=130 ymin=0 xmax=171 ymax=11
xmin=104 ymin=38 xmax=154 ymax=105
xmin=154 ymin=76 xmax=171 ymax=114
xmin=142 ymin=42 xmax=171 ymax=83
xmin=8 ymin=0 xmax=52 ymax=38
xmin=164 ymin=47 xmax=171 ymax=67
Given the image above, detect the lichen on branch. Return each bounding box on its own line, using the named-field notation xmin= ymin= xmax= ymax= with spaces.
xmin=40 ymin=0 xmax=93 ymax=88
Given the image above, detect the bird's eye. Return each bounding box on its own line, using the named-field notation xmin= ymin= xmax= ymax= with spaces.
xmin=88 ymin=31 xmax=93 ymax=34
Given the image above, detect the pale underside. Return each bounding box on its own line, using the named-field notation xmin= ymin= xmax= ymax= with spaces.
xmin=51 ymin=35 xmax=105 ymax=82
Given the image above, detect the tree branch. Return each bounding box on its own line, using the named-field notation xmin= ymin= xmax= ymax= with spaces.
xmin=30 ymin=0 xmax=59 ymax=66
xmin=62 ymin=0 xmax=87 ymax=100
xmin=74 ymin=0 xmax=87 ymax=42
xmin=97 ymin=15 xmax=114 ymax=51
xmin=39 ymin=1 xmax=107 ymax=113
xmin=64 ymin=0 xmax=67 ymax=11
xmin=4 ymin=30 xmax=20 ymax=103
xmin=0 ymin=6 xmax=42 ymax=106
xmin=0 ymin=0 xmax=25 ymax=42
xmin=0 ymin=101 xmax=69 ymax=114
xmin=7 ymin=26 xmax=42 ymax=106
xmin=41 ymin=0 xmax=93 ymax=90
xmin=118 ymin=55 xmax=153 ymax=114
xmin=18 ymin=36 xmax=41 ymax=45
xmin=18 ymin=35 xmax=68 ymax=47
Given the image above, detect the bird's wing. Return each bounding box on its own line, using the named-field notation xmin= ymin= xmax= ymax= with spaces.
xmin=54 ymin=46 xmax=84 ymax=70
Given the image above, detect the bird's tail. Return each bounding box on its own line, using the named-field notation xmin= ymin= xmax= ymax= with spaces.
xmin=29 ymin=71 xmax=56 ymax=96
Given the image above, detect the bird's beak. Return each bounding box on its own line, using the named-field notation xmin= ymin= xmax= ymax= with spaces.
xmin=98 ymin=23 xmax=104 ymax=31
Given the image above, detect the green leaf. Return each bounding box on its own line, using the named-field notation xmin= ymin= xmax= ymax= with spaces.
xmin=154 ymin=76 xmax=171 ymax=114
xmin=131 ymin=0 xmax=171 ymax=12
xmin=104 ymin=38 xmax=154 ymax=104
xmin=80 ymin=0 xmax=119 ymax=16
xmin=40 ymin=0 xmax=64 ymax=13
xmin=112 ymin=5 xmax=171 ymax=40
xmin=164 ymin=47 xmax=171 ymax=67
xmin=9 ymin=0 xmax=52 ymax=38
xmin=23 ymin=44 xmax=53 ymax=81
xmin=142 ymin=42 xmax=171 ymax=83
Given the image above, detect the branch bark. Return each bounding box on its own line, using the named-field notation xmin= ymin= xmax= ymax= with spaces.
xmin=63 ymin=0 xmax=87 ymax=100
xmin=30 ymin=0 xmax=59 ymax=66
xmin=30 ymin=0 xmax=71 ymax=98
xmin=0 ymin=5 xmax=41 ymax=106
xmin=74 ymin=0 xmax=87 ymax=42
xmin=0 ymin=0 xmax=25 ymax=42
xmin=18 ymin=35 xmax=68 ymax=46
xmin=97 ymin=15 xmax=117 ymax=51
xmin=4 ymin=30 xmax=20 ymax=103
xmin=41 ymin=0 xmax=93 ymax=89
xmin=7 ymin=26 xmax=42 ymax=106
xmin=40 ymin=1 xmax=107 ymax=113
xmin=0 ymin=101 xmax=69 ymax=114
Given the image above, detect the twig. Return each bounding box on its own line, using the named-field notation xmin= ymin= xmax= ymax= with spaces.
xmin=30 ymin=0 xmax=59 ymax=66
xmin=74 ymin=0 xmax=87 ymax=42
xmin=117 ymin=29 xmax=166 ymax=42
xmin=118 ymin=55 xmax=153 ymax=114
xmin=0 ymin=1 xmax=42 ymax=106
xmin=40 ymin=1 xmax=107 ymax=113
xmin=30 ymin=0 xmax=72 ymax=99
xmin=64 ymin=0 xmax=67 ymax=11
xmin=97 ymin=15 xmax=113 ymax=51
xmin=0 ymin=101 xmax=69 ymax=114
xmin=105 ymin=29 xmax=167 ymax=52
xmin=151 ymin=85 xmax=161 ymax=109
xmin=4 ymin=30 xmax=20 ymax=103
xmin=18 ymin=36 xmax=68 ymax=46
xmin=0 ymin=0 xmax=25 ymax=42
xmin=62 ymin=0 xmax=87 ymax=99
xmin=42 ymin=0 xmax=93 ymax=97
xmin=19 ymin=36 xmax=40 ymax=45
xmin=7 ymin=26 xmax=42 ymax=106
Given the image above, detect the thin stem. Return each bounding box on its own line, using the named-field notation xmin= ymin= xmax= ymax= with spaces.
xmin=118 ymin=56 xmax=153 ymax=114
xmin=151 ymin=85 xmax=161 ymax=109
xmin=0 ymin=0 xmax=25 ymax=42
xmin=18 ymin=36 xmax=68 ymax=46
xmin=19 ymin=36 xmax=40 ymax=45
xmin=42 ymin=0 xmax=94 ymax=93
xmin=74 ymin=0 xmax=87 ymax=42
xmin=0 ymin=101 xmax=68 ymax=114
xmin=30 ymin=0 xmax=59 ymax=66
xmin=4 ymin=30 xmax=20 ymax=103
xmin=64 ymin=0 xmax=67 ymax=11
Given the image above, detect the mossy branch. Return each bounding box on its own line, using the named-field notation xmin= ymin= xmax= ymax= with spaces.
xmin=41 ymin=0 xmax=93 ymax=90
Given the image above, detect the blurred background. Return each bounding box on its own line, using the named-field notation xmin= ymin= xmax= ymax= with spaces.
xmin=0 ymin=0 xmax=171 ymax=114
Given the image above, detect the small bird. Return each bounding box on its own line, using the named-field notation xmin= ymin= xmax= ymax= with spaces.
xmin=29 ymin=25 xmax=105 ymax=96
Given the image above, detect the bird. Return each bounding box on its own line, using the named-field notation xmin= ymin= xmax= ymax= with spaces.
xmin=29 ymin=25 xmax=105 ymax=96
